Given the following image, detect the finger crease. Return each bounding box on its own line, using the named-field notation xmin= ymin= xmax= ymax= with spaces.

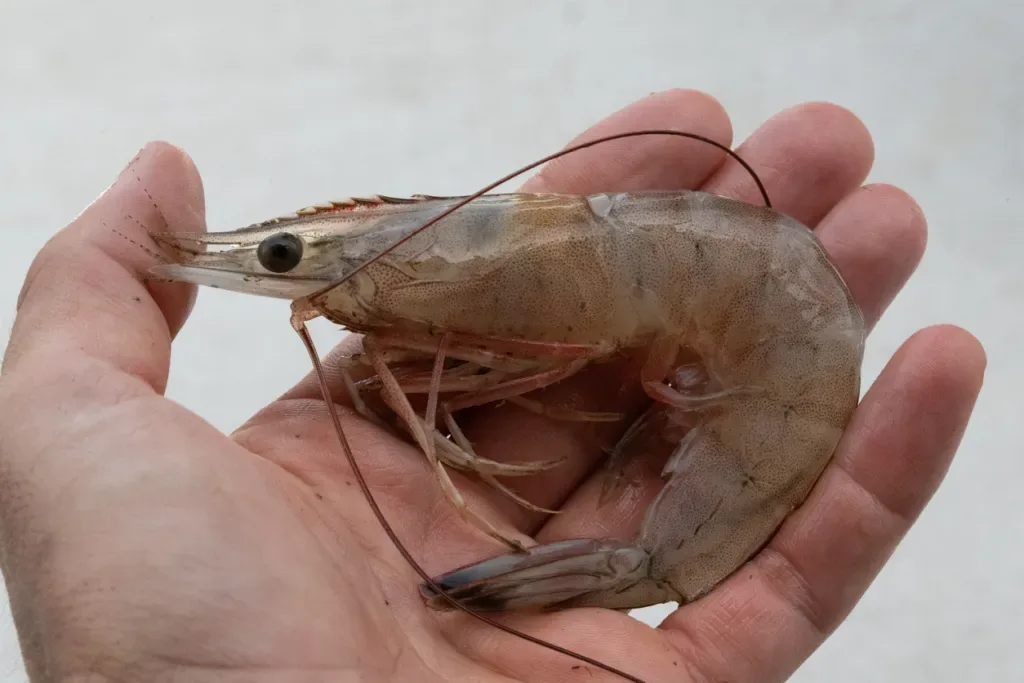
xmin=754 ymin=545 xmax=831 ymax=637
xmin=658 ymin=617 xmax=729 ymax=683
xmin=834 ymin=457 xmax=912 ymax=528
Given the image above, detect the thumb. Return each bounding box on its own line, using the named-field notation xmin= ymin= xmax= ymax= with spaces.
xmin=2 ymin=141 xmax=206 ymax=394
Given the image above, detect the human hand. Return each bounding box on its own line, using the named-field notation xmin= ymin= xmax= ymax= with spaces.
xmin=0 ymin=90 xmax=984 ymax=682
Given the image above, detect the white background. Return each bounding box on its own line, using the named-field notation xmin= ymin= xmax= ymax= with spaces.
xmin=0 ymin=1 xmax=1021 ymax=680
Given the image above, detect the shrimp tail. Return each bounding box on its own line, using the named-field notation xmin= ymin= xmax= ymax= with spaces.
xmin=419 ymin=539 xmax=664 ymax=612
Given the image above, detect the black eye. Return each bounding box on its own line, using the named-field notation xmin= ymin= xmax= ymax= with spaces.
xmin=257 ymin=232 xmax=304 ymax=273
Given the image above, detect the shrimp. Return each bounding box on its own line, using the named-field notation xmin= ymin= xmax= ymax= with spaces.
xmin=143 ymin=131 xmax=865 ymax=681
xmin=414 ymin=188 xmax=866 ymax=611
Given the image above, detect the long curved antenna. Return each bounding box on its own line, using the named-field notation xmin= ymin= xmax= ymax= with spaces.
xmin=304 ymin=129 xmax=770 ymax=303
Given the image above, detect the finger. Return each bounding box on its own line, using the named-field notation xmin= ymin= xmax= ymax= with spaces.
xmin=2 ymin=142 xmax=206 ymax=394
xmin=815 ymin=183 xmax=927 ymax=331
xmin=521 ymin=88 xmax=734 ymax=193
xmin=702 ymin=101 xmax=875 ymax=227
xmin=658 ymin=325 xmax=985 ymax=683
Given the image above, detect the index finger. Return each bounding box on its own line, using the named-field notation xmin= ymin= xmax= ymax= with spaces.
xmin=521 ymin=88 xmax=733 ymax=194
xmin=2 ymin=142 xmax=206 ymax=395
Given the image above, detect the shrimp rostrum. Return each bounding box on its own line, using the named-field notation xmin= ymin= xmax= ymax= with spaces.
xmin=149 ymin=178 xmax=865 ymax=614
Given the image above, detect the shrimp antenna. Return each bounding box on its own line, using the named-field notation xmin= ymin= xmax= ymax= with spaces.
xmin=291 ymin=130 xmax=770 ymax=683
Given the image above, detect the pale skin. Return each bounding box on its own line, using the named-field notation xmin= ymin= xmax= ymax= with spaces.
xmin=0 ymin=90 xmax=985 ymax=682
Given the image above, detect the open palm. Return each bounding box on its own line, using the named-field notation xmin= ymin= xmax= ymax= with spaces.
xmin=0 ymin=90 xmax=983 ymax=683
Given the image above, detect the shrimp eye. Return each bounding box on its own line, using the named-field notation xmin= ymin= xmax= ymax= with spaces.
xmin=257 ymin=232 xmax=304 ymax=273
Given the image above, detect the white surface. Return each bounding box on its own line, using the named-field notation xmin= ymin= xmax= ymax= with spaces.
xmin=0 ymin=1 xmax=1020 ymax=680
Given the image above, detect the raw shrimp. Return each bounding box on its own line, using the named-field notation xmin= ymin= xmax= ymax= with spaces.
xmin=144 ymin=131 xmax=865 ymax=681
xmin=414 ymin=189 xmax=866 ymax=610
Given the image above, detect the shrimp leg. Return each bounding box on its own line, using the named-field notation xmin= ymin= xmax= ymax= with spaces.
xmin=364 ymin=329 xmax=623 ymax=420
xmin=639 ymin=338 xmax=763 ymax=411
xmin=644 ymin=382 xmax=764 ymax=411
xmin=350 ymin=346 xmax=569 ymax=480
xmin=386 ymin=370 xmax=624 ymax=424
xmin=441 ymin=413 xmax=562 ymax=516
xmin=362 ymin=332 xmax=617 ymax=519
xmin=442 ymin=358 xmax=592 ymax=412
xmin=331 ymin=353 xmax=395 ymax=431
xmin=363 ymin=335 xmax=530 ymax=552
xmin=504 ymin=395 xmax=625 ymax=423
